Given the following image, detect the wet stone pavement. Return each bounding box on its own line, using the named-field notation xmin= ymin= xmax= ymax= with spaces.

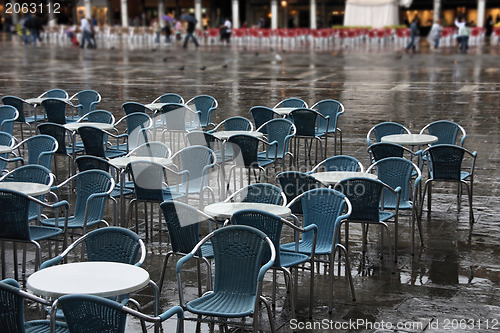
xmin=0 ymin=34 xmax=499 ymax=332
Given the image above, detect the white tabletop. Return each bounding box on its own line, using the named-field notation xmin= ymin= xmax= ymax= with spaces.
xmin=311 ymin=171 xmax=377 ymax=185
xmin=0 ymin=182 xmax=50 ymax=196
xmin=0 ymin=145 xmax=13 ymax=154
xmin=109 ymin=156 xmax=174 ymax=169
xmin=204 ymin=202 xmax=291 ymax=219
xmin=212 ymin=131 xmax=264 ymax=141
xmin=381 ymin=134 xmax=438 ymax=146
xmin=64 ymin=122 xmax=115 ymax=131
xmin=25 ymin=97 xmax=69 ymax=105
xmin=145 ymin=103 xmax=166 ymax=111
xmin=27 ymin=262 xmax=150 ymax=298
xmin=273 ymin=107 xmax=298 ymax=116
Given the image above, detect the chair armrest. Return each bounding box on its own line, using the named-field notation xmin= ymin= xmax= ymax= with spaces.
xmin=40 ymin=255 xmax=63 ymax=269
xmin=159 ymin=305 xmax=184 ymax=321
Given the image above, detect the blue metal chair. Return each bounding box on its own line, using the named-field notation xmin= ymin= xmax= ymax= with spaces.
xmin=54 ymin=294 xmax=183 ymax=333
xmin=289 ymin=108 xmax=329 ymax=165
xmin=2 ymin=96 xmax=37 ymax=140
xmin=419 ymin=120 xmax=467 ymax=146
xmin=367 ymin=142 xmax=417 ymax=162
xmin=367 ymin=157 xmax=423 ymax=254
xmin=41 ymin=98 xmax=81 ymax=124
xmin=335 ymin=178 xmax=401 ymax=265
xmin=225 ymin=183 xmax=286 ymax=206
xmin=158 ymin=201 xmax=214 ymax=294
xmin=366 ymin=121 xmax=411 ymax=146
xmin=111 ymin=112 xmax=152 ymax=152
xmin=127 ymin=141 xmax=171 ymax=158
xmin=68 ymin=90 xmax=101 ymax=122
xmin=226 ymin=134 xmax=277 ymax=190
xmin=231 ymin=209 xmax=317 ymax=318
xmin=420 ymin=144 xmax=477 ymax=227
xmin=209 ymin=116 xmax=253 ymax=132
xmin=0 ymin=278 xmax=69 ymax=333
xmin=276 ymin=171 xmax=325 ymax=214
xmin=0 ymin=131 xmax=15 ymax=174
xmin=0 ymin=165 xmax=55 ymax=223
xmin=152 ymin=93 xmax=184 ymax=104
xmin=0 ymin=105 xmax=19 ymax=136
xmin=171 ymin=145 xmax=216 ymax=208
xmin=186 ymin=131 xmax=229 ymax=164
xmin=280 ymin=188 xmax=355 ymax=312
xmin=127 ymin=160 xmax=188 ymax=243
xmin=257 ymin=118 xmax=296 ymax=169
xmin=38 ymin=88 xmax=69 ymax=99
xmin=156 ymin=103 xmax=200 ymax=150
xmin=8 ymin=134 xmax=58 ymax=171
xmin=250 ymin=106 xmax=279 ymax=134
xmin=185 ymin=95 xmax=218 ymax=128
xmin=273 ymin=97 xmax=308 ymax=109
xmin=176 ymin=225 xmax=276 ymax=332
xmin=311 ymin=99 xmax=345 ymax=155
xmin=310 ymin=155 xmax=364 ymax=173
xmin=77 ymin=109 xmax=115 ymax=124
xmin=0 ymin=189 xmax=68 ymax=280
xmin=40 ymin=170 xmax=114 ymax=247
xmin=121 ymin=101 xmax=153 ymax=116
xmin=77 ymin=126 xmax=127 ymax=159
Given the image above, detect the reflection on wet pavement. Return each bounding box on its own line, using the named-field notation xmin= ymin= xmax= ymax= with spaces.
xmin=1 ymin=33 xmax=499 ymax=332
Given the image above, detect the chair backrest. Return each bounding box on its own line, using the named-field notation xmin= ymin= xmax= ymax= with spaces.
xmin=160 ymin=201 xmax=211 ymax=256
xmin=424 ymin=144 xmax=466 ymax=181
xmin=336 ymin=178 xmax=387 ymax=222
xmin=2 ymin=96 xmax=28 ymax=123
xmin=128 ymin=142 xmax=171 ymax=158
xmin=296 ymin=188 xmax=349 ymax=249
xmin=73 ymin=170 xmax=113 ymax=221
xmin=40 ymin=89 xmax=68 ymax=99
xmin=83 ymin=227 xmax=142 ymax=264
xmin=37 ymin=123 xmax=69 ymax=155
xmin=79 ymin=110 xmax=114 ymax=124
xmin=175 ymin=145 xmax=214 ymax=189
xmin=289 ymin=108 xmax=319 ymax=137
xmin=0 ymin=132 xmax=15 ymax=172
xmin=219 ymin=116 xmax=252 ymax=131
xmin=274 ymin=98 xmax=308 ymax=109
xmin=367 ymin=122 xmax=410 ymax=146
xmin=258 ymin=118 xmax=295 ymax=159
xmin=312 ymin=155 xmax=363 ymax=173
xmin=75 ymin=155 xmax=111 ymax=172
xmin=73 ymin=90 xmax=101 ymax=116
xmin=186 ymin=95 xmax=217 ymax=127
xmin=185 ymin=131 xmax=219 ymax=150
xmin=250 ymin=106 xmax=277 ymax=133
xmin=367 ymin=157 xmax=418 ymax=206
xmin=41 ymin=98 xmax=68 ymax=124
xmin=209 ymin=225 xmax=272 ymax=295
xmin=158 ymin=103 xmax=190 ymax=131
xmin=78 ymin=126 xmax=107 ymax=158
xmin=367 ymin=142 xmax=409 ymax=162
xmin=153 ymin=93 xmax=184 ymax=104
xmin=276 ymin=171 xmax=324 ymax=214
xmin=228 ymin=183 xmax=285 ymax=205
xmin=0 ymin=105 xmax=19 ymax=135
xmin=127 ymin=160 xmax=166 ymax=201
xmin=0 ymin=189 xmax=31 ymax=241
xmin=0 ymin=278 xmax=27 ymax=332
xmin=122 ymin=112 xmax=151 ymax=150
xmin=121 ymin=102 xmax=150 ymax=115
xmin=311 ymin=99 xmax=344 ymax=133
xmin=420 ymin=120 xmax=466 ymax=146
xmin=227 ymin=134 xmax=260 ymax=167
xmin=231 ymin=209 xmax=283 ymax=267
xmin=23 ymin=134 xmax=58 ymax=169
xmin=57 ymin=294 xmax=128 ymax=333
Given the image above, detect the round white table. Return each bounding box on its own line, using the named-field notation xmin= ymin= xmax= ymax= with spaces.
xmin=381 ymin=134 xmax=438 ymax=146
xmin=0 ymin=145 xmax=13 ymax=154
xmin=0 ymin=182 xmax=50 ymax=196
xmin=212 ymin=130 xmax=264 ymax=141
xmin=311 ymin=171 xmax=377 ymax=186
xmin=64 ymin=122 xmax=115 ymax=132
xmin=145 ymin=103 xmax=166 ymax=111
xmin=25 ymin=97 xmax=69 ymax=105
xmin=273 ymin=107 xmax=298 ymax=117
xmin=204 ymin=202 xmax=291 ymax=219
xmin=27 ymin=262 xmax=150 ymax=298
xmin=109 ymin=156 xmax=173 ymax=169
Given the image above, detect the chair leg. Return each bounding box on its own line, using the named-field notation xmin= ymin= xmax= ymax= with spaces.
xmin=336 ymin=244 xmax=356 ymax=301
xmin=158 ymin=252 xmax=173 ymax=292
xmin=258 ymin=295 xmax=276 ymax=333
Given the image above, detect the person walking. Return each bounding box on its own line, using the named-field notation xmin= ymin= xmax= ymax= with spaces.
xmin=459 ymin=22 xmax=471 ymax=53
xmin=182 ymin=14 xmax=199 ymax=48
xmin=455 ymin=17 xmax=466 ymax=51
xmin=80 ymin=13 xmax=95 ymax=49
xmin=405 ymin=17 xmax=420 ymax=53
xmin=429 ymin=19 xmax=443 ymax=49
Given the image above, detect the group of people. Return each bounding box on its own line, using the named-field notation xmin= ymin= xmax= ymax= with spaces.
xmin=18 ymin=14 xmax=43 ymax=45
